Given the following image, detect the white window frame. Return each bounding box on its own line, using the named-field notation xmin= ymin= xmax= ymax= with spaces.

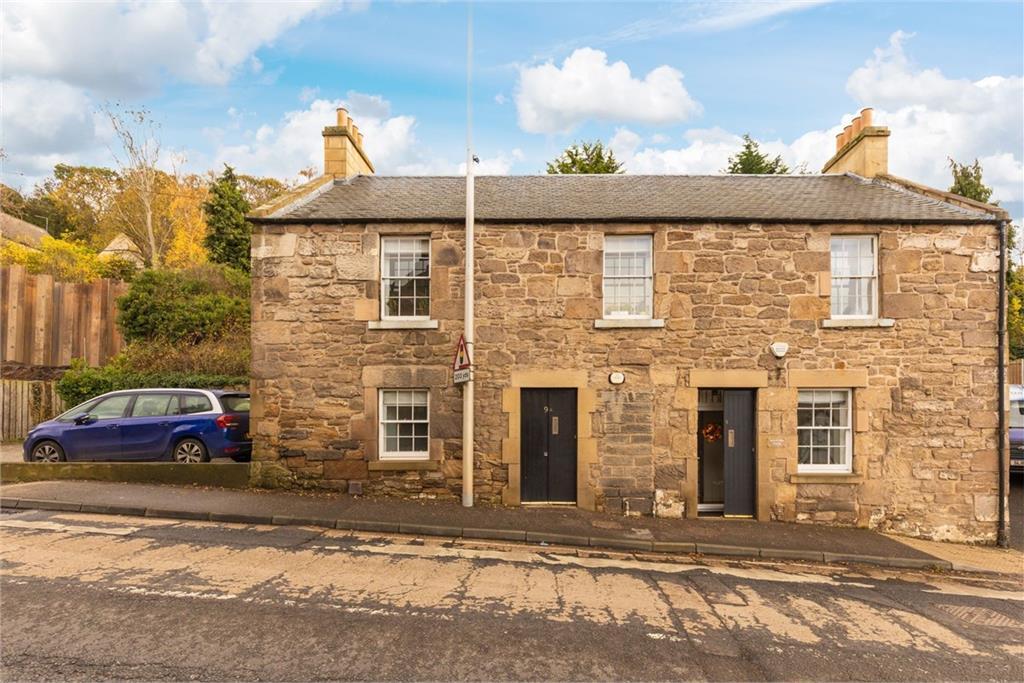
xmin=378 ymin=389 xmax=430 ymax=461
xmin=602 ymin=234 xmax=654 ymax=320
xmin=830 ymin=235 xmax=878 ymax=320
xmin=380 ymin=236 xmax=431 ymax=321
xmin=797 ymin=389 xmax=853 ymax=474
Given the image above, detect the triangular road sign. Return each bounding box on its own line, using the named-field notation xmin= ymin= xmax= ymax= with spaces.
xmin=453 ymin=334 xmax=472 ymax=370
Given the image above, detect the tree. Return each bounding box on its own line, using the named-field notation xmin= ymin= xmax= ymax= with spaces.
xmin=0 ymin=236 xmax=136 ymax=283
xmin=237 ymin=174 xmax=288 ymax=208
xmin=203 ymin=166 xmax=253 ymax=272
xmin=724 ymin=135 xmax=790 ymax=174
xmin=546 ymin=141 xmax=623 ymax=174
xmin=948 ymin=158 xmax=994 ymax=204
xmin=105 ymin=104 xmax=167 ymax=267
xmin=38 ymin=164 xmax=120 ymax=247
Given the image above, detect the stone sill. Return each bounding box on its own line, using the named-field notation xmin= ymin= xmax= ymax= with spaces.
xmin=822 ymin=318 xmax=894 ymax=329
xmin=790 ymin=473 xmax=864 ymax=484
xmin=368 ymin=460 xmax=439 ymax=471
xmin=594 ymin=318 xmax=666 ymax=329
xmin=367 ymin=319 xmax=439 ymax=330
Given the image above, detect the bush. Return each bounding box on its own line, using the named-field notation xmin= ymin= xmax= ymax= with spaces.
xmin=118 ymin=334 xmax=250 ymax=377
xmin=117 ymin=265 xmax=249 ymax=343
xmin=0 ymin=236 xmax=136 ymax=283
xmin=56 ymin=358 xmax=248 ymax=407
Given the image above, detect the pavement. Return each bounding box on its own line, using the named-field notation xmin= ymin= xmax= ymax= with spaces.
xmin=3 ymin=479 xmax=1022 ymax=575
xmin=1 ymin=509 xmax=1022 ymax=681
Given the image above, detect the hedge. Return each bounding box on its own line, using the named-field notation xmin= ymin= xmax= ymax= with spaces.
xmin=56 ymin=359 xmax=248 ymax=408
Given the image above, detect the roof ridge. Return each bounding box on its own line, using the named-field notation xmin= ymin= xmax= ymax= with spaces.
xmin=866 ymin=174 xmax=999 ymax=219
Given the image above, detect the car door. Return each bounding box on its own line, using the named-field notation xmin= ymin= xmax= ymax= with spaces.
xmin=119 ymin=393 xmax=180 ymax=461
xmin=64 ymin=394 xmax=133 ymax=461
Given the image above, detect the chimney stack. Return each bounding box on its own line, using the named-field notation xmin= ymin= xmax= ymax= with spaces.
xmin=322 ymin=107 xmax=375 ymax=179
xmin=822 ymin=107 xmax=889 ymax=178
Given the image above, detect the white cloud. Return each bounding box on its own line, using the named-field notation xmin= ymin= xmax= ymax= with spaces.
xmin=299 ymin=86 xmax=321 ymax=103
xmin=515 ymin=48 xmax=701 ymax=134
xmin=213 ymin=91 xmax=520 ymax=180
xmin=1 ymin=0 xmax=343 ymax=95
xmin=494 ymin=93 xmax=508 ymax=105
xmin=610 ymin=32 xmax=1023 ymax=205
xmin=1 ymin=0 xmax=346 ymax=186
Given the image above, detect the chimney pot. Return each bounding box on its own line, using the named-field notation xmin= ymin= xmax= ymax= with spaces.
xmin=322 ymin=111 xmax=374 ymax=178
xmin=823 ymin=112 xmax=889 ymax=177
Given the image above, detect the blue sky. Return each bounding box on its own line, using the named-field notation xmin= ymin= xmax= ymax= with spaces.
xmin=3 ymin=1 xmax=1022 ymax=219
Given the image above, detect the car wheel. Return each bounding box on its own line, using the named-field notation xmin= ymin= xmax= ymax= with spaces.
xmin=31 ymin=441 xmax=65 ymax=463
xmin=172 ymin=438 xmax=209 ymax=464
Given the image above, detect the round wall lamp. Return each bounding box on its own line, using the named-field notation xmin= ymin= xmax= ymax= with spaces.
xmin=609 ymin=372 xmax=626 ymax=385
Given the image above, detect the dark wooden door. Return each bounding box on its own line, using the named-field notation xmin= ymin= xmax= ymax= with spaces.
xmin=723 ymin=389 xmax=756 ymax=517
xmin=520 ymin=388 xmax=577 ymax=503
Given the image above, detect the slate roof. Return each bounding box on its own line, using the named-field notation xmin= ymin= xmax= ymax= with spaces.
xmin=256 ymin=173 xmax=1000 ymax=224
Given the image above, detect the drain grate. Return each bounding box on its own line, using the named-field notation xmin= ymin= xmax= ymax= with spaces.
xmin=939 ymin=604 xmax=1022 ymax=628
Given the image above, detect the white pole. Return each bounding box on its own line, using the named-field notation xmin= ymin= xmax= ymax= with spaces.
xmin=462 ymin=3 xmax=475 ymax=508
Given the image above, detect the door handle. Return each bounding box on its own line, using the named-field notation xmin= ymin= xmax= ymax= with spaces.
xmin=727 ymin=429 xmax=735 ymax=447
xmin=158 ymin=422 xmax=170 ymax=427
xmin=107 ymin=424 xmax=119 ymax=429
xmin=543 ymin=450 xmax=548 ymax=458
xmin=551 ymin=416 xmax=559 ymax=435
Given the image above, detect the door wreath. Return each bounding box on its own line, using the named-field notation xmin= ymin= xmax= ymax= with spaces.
xmin=702 ymin=422 xmax=723 ymax=443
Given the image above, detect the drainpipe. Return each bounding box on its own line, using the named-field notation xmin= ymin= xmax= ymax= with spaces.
xmin=997 ymin=219 xmax=1008 ymax=548
xmin=462 ymin=5 xmax=475 ymax=508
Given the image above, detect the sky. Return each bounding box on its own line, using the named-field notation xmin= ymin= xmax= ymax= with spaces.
xmin=2 ymin=0 xmax=1022 ymax=220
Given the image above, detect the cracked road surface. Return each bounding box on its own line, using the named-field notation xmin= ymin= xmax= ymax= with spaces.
xmin=1 ymin=509 xmax=1022 ymax=681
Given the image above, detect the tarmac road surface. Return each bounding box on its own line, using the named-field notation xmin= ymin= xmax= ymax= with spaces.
xmin=1 ymin=509 xmax=1022 ymax=682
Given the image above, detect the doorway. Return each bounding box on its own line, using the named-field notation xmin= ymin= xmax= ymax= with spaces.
xmin=697 ymin=388 xmax=756 ymax=517
xmin=520 ymin=388 xmax=577 ymax=503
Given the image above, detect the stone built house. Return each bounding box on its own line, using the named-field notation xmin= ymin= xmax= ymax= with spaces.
xmin=250 ymin=107 xmax=1011 ymax=542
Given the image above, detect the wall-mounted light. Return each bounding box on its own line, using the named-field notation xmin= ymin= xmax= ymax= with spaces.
xmin=609 ymin=372 xmax=625 ymax=385
xmin=769 ymin=342 xmax=789 ymax=359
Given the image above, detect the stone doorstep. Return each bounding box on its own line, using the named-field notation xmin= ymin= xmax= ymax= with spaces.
xmin=2 ymin=498 xmax=973 ymax=574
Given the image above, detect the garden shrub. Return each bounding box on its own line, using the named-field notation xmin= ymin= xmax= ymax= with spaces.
xmin=117 ymin=264 xmax=249 ymax=343
xmin=56 ymin=358 xmax=248 ymax=407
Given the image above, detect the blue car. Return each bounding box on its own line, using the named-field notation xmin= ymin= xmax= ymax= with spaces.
xmin=24 ymin=389 xmax=252 ymax=464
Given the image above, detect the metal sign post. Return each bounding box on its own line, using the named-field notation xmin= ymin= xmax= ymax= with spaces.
xmin=462 ymin=4 xmax=475 ymax=508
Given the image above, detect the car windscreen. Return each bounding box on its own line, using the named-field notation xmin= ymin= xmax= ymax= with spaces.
xmin=1012 ymin=400 xmax=1024 ymax=430
xmin=220 ymin=395 xmax=250 ymax=413
xmin=54 ymin=398 xmax=101 ymax=422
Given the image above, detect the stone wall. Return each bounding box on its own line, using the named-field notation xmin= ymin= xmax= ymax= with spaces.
xmin=250 ymin=221 xmax=1003 ymax=542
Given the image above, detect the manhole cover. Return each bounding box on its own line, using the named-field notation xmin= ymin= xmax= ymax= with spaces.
xmin=939 ymin=604 xmax=1022 ymax=628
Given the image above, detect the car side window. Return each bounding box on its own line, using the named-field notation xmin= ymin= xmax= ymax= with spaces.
xmin=130 ymin=394 xmax=177 ymax=418
xmin=180 ymin=394 xmax=213 ymax=414
xmin=89 ymin=395 xmax=133 ymax=420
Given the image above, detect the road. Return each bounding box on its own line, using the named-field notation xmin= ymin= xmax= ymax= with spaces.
xmin=1 ymin=509 xmax=1021 ymax=681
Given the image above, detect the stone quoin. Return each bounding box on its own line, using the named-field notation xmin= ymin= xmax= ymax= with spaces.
xmin=248 ymin=107 xmax=1010 ymax=543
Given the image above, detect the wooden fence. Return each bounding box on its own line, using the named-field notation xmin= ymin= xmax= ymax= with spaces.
xmin=1 ymin=380 xmax=64 ymax=441
xmin=1010 ymin=359 xmax=1024 ymax=386
xmin=1 ymin=264 xmax=127 ymax=368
